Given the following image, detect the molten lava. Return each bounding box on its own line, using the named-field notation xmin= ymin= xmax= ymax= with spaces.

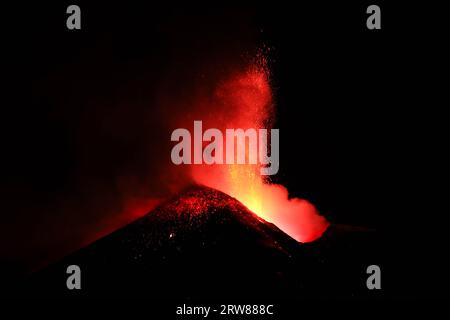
xmin=190 ymin=58 xmax=329 ymax=242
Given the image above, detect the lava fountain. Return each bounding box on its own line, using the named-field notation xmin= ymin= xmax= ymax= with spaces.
xmin=189 ymin=58 xmax=329 ymax=242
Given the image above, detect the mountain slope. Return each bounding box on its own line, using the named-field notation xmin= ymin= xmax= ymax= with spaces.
xmin=25 ymin=186 xmax=306 ymax=298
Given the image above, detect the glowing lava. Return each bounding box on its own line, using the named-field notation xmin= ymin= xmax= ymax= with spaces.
xmin=191 ymin=58 xmax=329 ymax=242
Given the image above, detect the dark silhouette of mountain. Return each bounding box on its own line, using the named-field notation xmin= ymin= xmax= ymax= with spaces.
xmin=23 ymin=186 xmax=380 ymax=299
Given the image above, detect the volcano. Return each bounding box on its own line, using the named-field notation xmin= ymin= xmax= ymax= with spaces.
xmin=23 ymin=186 xmax=380 ymax=299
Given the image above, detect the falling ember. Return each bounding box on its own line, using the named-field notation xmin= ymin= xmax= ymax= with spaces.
xmin=191 ymin=56 xmax=329 ymax=243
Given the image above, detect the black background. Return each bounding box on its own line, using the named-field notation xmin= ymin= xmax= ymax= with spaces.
xmin=1 ymin=1 xmax=448 ymax=299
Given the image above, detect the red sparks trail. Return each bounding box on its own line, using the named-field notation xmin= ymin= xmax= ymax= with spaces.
xmin=191 ymin=59 xmax=329 ymax=243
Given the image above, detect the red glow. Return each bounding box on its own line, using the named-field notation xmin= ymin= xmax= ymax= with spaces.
xmin=191 ymin=58 xmax=329 ymax=242
xmin=109 ymin=54 xmax=329 ymax=244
